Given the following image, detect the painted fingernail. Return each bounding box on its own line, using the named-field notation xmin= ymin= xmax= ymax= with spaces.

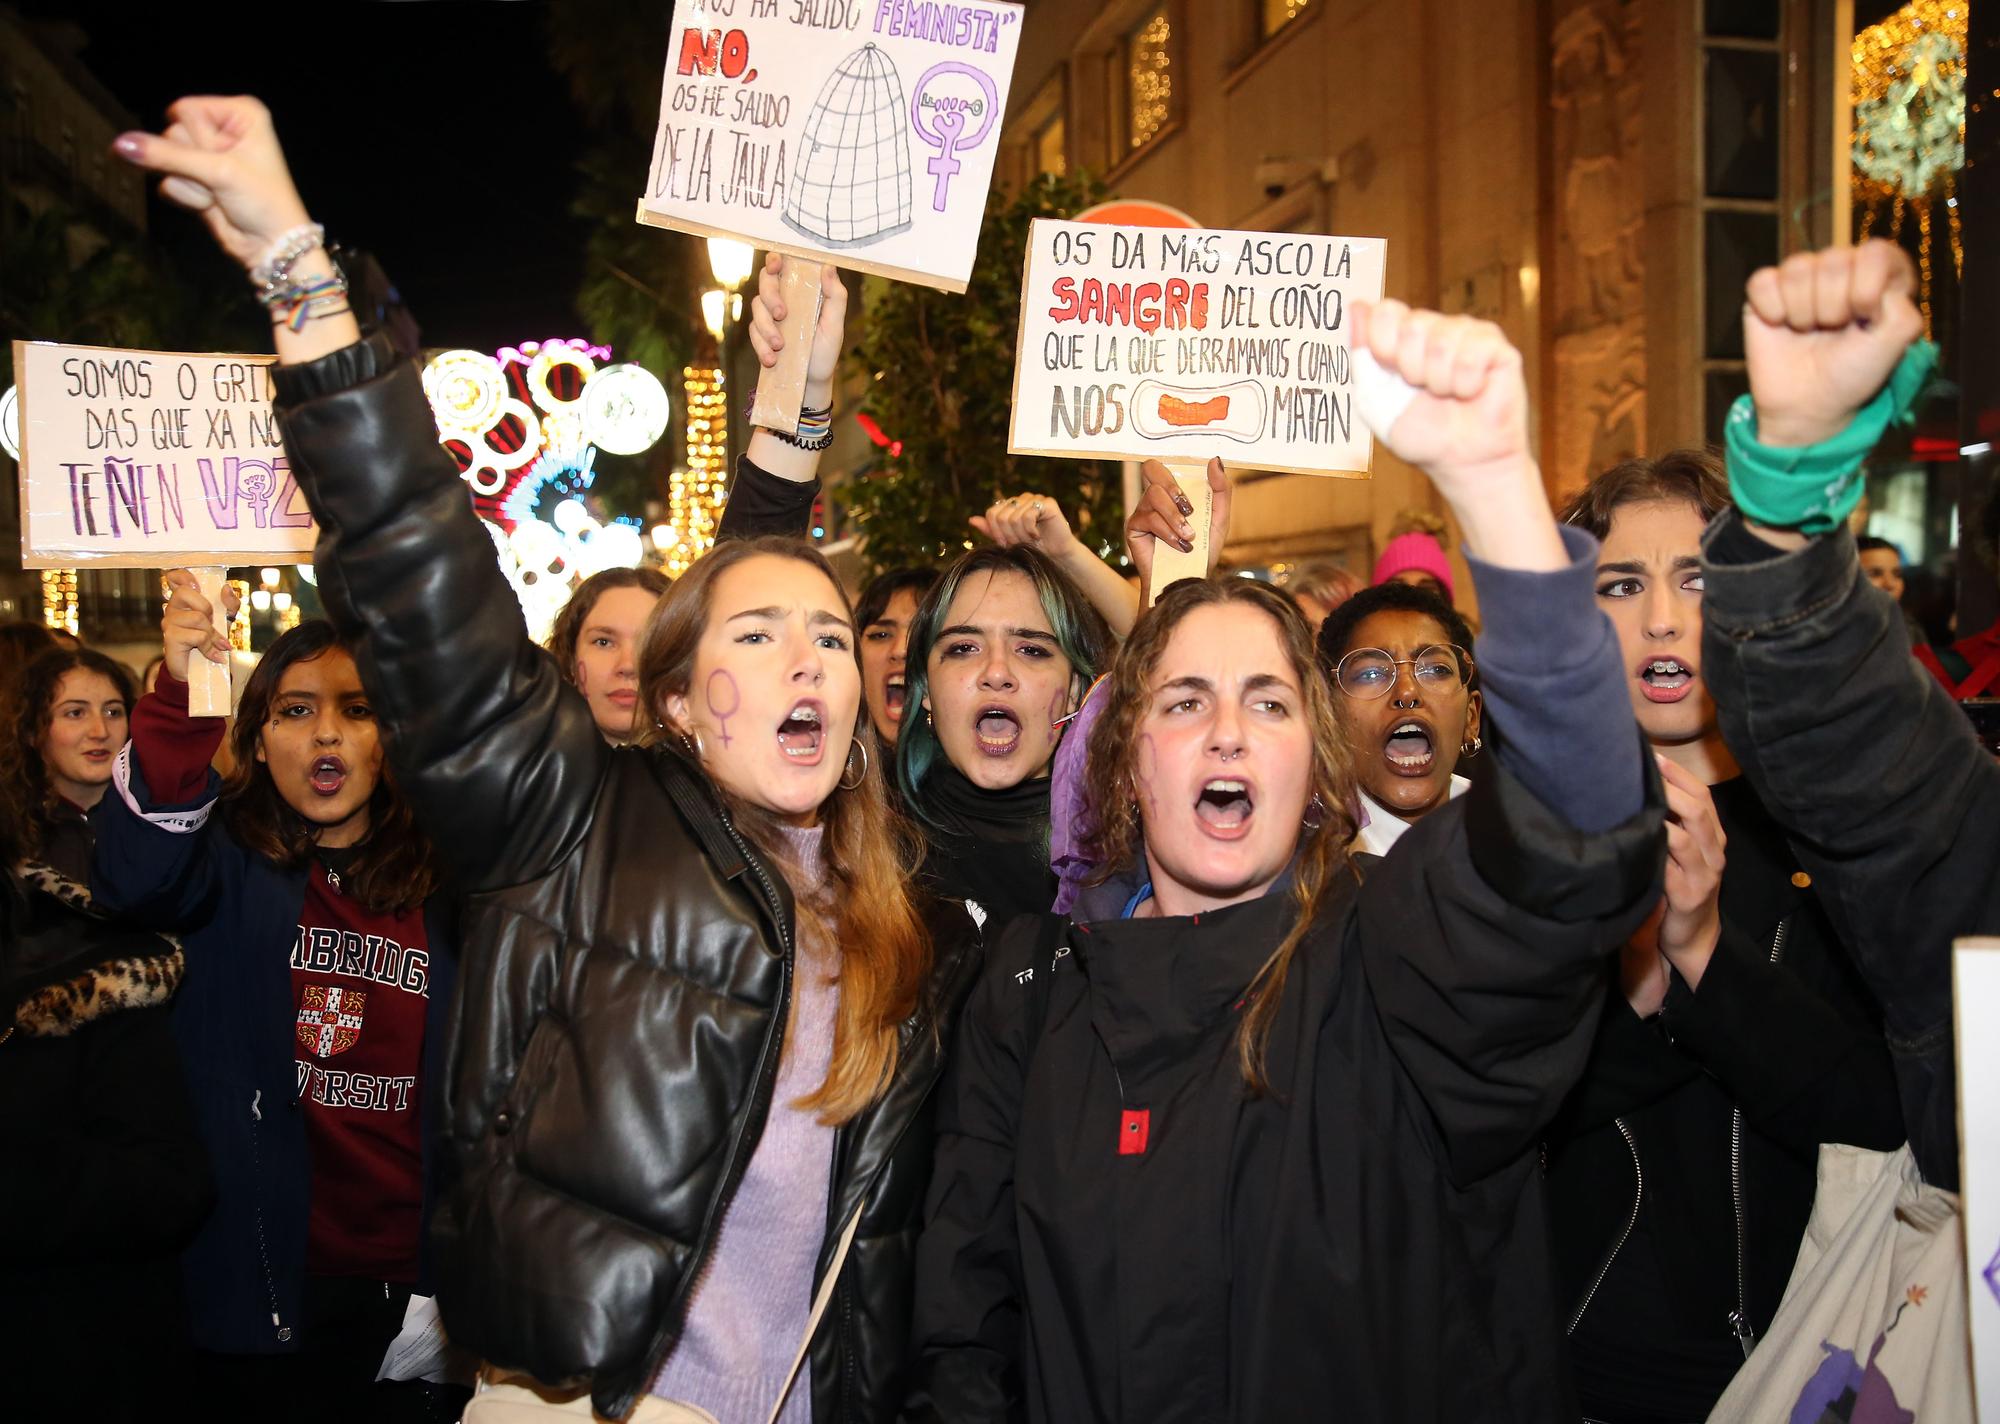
xmin=1180 ymin=538 xmax=1194 ymax=552
xmin=113 ymin=133 xmax=144 ymax=157
xmin=1174 ymin=494 xmax=1193 ymax=516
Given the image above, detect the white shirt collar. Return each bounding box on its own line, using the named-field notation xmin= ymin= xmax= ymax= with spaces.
xmin=1352 ymin=776 xmax=1470 ymax=858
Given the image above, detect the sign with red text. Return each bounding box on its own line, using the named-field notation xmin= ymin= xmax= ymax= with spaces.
xmin=14 ymin=340 xmax=316 ymax=568
xmin=636 ymin=0 xmax=1025 ymax=294
xmin=1008 ymin=220 xmax=1389 ymax=477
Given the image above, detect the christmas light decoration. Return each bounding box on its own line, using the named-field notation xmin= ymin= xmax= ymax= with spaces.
xmin=665 ymin=366 xmax=729 ymax=578
xmin=420 ymin=337 xmax=674 ymax=632
xmin=40 ymin=569 xmax=77 ymax=637
xmin=1852 ymin=0 xmax=1968 ymax=335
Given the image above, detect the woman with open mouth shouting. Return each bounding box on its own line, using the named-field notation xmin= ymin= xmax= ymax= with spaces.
xmin=113 ymin=96 xmax=983 ymax=1424
xmin=1540 ymin=452 xmax=1902 ymax=1424
xmin=896 ymin=545 xmax=1115 ymax=922
xmin=91 ymin=580 xmax=458 ymax=1421
xmin=907 ymin=303 xmax=1666 ymax=1422
xmin=854 ymin=568 xmax=935 ymax=754
xmin=1316 ymin=581 xmax=1482 ymax=856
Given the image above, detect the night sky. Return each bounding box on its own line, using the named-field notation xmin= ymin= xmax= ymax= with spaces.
xmin=17 ymin=0 xmax=628 ymax=353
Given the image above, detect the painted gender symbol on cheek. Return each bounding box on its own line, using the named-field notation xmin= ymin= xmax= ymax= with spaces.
xmin=1134 ymin=732 xmax=1159 ymax=815
xmin=1046 ymin=683 xmax=1071 ymax=735
xmin=705 ymin=668 xmax=742 ymax=749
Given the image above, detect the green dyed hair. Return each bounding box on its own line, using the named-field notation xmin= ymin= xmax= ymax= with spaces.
xmin=895 ymin=544 xmax=1115 ymax=826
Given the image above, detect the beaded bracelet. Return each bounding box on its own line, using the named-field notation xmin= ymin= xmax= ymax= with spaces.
xmin=248 ymin=222 xmax=325 ymax=291
xmin=1723 ymin=340 xmax=1938 ymax=534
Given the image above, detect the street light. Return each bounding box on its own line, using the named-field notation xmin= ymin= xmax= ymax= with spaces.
xmin=706 ymin=238 xmax=755 ymax=291
xmin=702 ymin=288 xmax=727 ymax=341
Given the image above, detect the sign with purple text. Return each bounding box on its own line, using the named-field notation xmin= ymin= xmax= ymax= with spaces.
xmin=1008 ymin=220 xmax=1389 ymax=478
xmin=637 ymin=0 xmax=1025 ymax=294
xmin=14 ymin=340 xmax=316 ymax=568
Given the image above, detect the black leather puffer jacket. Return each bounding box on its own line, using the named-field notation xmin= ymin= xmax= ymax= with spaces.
xmin=271 ymin=333 xmax=983 ymax=1421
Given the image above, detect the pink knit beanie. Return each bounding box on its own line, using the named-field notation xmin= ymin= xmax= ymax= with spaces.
xmin=1372 ymin=531 xmax=1455 ymax=600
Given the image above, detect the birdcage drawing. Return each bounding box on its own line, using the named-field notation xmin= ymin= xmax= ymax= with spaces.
xmin=784 ymin=45 xmax=914 ymax=248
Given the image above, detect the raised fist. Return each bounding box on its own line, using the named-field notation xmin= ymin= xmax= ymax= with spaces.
xmin=113 ymin=97 xmax=312 ymax=271
xmin=1743 ymin=240 xmax=1924 ymax=448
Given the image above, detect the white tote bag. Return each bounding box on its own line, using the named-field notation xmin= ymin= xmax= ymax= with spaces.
xmin=1706 ymin=1143 xmax=1972 ymax=1423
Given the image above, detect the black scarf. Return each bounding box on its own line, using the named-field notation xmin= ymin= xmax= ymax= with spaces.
xmin=917 ymin=762 xmax=1056 ymax=920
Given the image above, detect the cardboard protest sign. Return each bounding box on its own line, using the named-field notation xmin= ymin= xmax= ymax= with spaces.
xmin=1008 ymin=220 xmax=1389 ymax=477
xmin=14 ymin=340 xmax=316 ymax=569
xmin=637 ymin=0 xmax=1025 ymax=294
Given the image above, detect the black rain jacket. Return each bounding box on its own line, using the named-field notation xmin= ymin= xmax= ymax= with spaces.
xmin=904 ymin=755 xmax=1664 ymax=1423
xmin=271 ymin=332 xmax=982 ymax=1421
xmin=1701 ymin=513 xmax=2000 ymax=1189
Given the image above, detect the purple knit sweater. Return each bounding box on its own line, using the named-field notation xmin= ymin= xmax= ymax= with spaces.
xmin=652 ymin=822 xmax=838 ymax=1423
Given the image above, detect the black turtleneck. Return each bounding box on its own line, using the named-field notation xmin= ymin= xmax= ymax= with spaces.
xmin=915 ymin=761 xmax=1055 ymax=925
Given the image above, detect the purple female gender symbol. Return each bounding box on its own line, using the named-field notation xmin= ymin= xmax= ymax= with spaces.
xmin=911 ymin=62 xmax=1000 ymax=213
xmin=705 ymin=668 xmax=741 ymax=749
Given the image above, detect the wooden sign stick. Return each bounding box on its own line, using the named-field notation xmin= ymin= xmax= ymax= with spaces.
xmin=749 ymin=259 xmax=824 ymax=432
xmin=187 ymin=567 xmax=233 ymax=719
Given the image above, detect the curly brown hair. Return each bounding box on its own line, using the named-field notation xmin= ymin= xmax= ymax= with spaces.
xmin=221 ymin=621 xmax=439 ymax=915
xmin=633 ymin=536 xmax=932 ymax=1126
xmin=1080 ymin=576 xmax=1359 ymax=1092
xmin=0 ymin=647 xmax=136 ymax=859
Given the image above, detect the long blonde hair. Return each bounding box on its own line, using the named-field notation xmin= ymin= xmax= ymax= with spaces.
xmin=635 ymin=537 xmax=932 ymax=1124
xmin=1081 ymin=576 xmax=1358 ymax=1092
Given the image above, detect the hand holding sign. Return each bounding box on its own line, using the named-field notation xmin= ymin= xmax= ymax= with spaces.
xmin=161 ymin=567 xmax=241 ymax=717
xmin=1351 ymin=300 xmax=1566 ymax=573
xmin=1127 ymin=457 xmax=1231 ymax=602
xmin=748 ymin=250 xmax=849 ymax=415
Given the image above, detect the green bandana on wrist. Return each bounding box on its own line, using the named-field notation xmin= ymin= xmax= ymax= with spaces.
xmin=1724 ymin=340 xmax=1938 ymax=535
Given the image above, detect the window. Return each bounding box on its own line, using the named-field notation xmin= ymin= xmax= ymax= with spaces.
xmin=1260 ymin=0 xmax=1312 ymax=42
xmin=1034 ymin=111 xmax=1067 ymax=177
xmin=1120 ymin=6 xmax=1174 ymax=154
xmin=1697 ymin=14 xmax=1785 ymax=442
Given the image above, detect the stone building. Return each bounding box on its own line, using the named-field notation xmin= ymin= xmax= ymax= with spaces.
xmin=993 ymin=0 xmax=1854 ymax=589
xmin=0 ymin=6 xmax=150 ymax=626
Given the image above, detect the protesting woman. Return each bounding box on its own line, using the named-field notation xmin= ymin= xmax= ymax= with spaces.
xmin=547 ymin=567 xmax=670 ymax=743
xmin=0 ymin=646 xmax=137 ymax=881
xmin=1316 ymin=582 xmax=1482 ymax=856
xmin=1543 ymin=452 xmax=1902 ymax=1422
xmin=895 ymin=543 xmax=1114 ymax=921
xmin=91 ymin=592 xmax=457 ymax=1421
xmin=854 ymin=568 xmax=934 ymax=750
xmin=906 ymin=303 xmax=1664 ymax=1421
xmin=116 ymin=95 xmax=981 ymax=1423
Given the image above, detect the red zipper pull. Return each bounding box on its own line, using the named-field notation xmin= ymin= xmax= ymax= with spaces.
xmin=1119 ymin=1108 xmax=1150 ymax=1156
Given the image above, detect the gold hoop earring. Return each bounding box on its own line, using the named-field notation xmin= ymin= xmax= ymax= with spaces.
xmin=1460 ymin=736 xmax=1483 ymax=759
xmin=839 ymin=738 xmax=869 ymax=791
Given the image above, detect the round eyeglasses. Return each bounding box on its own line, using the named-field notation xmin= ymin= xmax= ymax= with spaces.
xmin=1334 ymin=643 xmax=1475 ymax=700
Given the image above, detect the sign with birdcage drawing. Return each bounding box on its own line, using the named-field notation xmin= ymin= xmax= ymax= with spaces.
xmin=637 ymin=0 xmax=1025 ymax=294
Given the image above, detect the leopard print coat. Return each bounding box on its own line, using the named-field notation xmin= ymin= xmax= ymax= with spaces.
xmin=5 ymin=862 xmax=184 ymax=1041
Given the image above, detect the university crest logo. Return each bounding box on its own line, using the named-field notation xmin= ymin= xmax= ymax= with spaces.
xmin=297 ymin=984 xmax=367 ymax=1058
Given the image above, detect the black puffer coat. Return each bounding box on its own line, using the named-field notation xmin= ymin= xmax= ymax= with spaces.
xmin=272 ymin=332 xmax=983 ymax=1421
